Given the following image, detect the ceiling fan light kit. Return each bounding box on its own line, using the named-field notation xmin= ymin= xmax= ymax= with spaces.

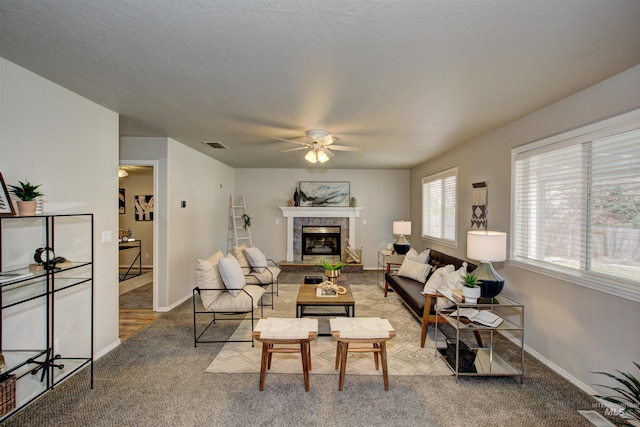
xmin=279 ymin=129 xmax=361 ymax=164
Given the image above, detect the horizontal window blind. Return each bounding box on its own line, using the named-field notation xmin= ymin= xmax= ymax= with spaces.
xmin=513 ymin=126 xmax=640 ymax=290
xmin=422 ymin=167 xmax=457 ymax=243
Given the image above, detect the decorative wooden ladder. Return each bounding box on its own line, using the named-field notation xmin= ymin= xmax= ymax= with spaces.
xmin=230 ymin=195 xmax=252 ymax=247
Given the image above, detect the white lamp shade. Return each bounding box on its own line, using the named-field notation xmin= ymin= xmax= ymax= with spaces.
xmin=467 ymin=231 xmax=507 ymax=262
xmin=393 ymin=221 xmax=411 ymax=236
xmin=304 ymin=150 xmax=317 ymax=163
xmin=316 ymin=149 xmax=329 ymax=163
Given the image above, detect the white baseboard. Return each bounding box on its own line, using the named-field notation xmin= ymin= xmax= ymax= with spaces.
xmin=155 ymin=292 xmax=191 ymax=312
xmin=95 ymin=339 xmax=121 ymax=360
xmin=500 ymin=331 xmax=598 ymax=396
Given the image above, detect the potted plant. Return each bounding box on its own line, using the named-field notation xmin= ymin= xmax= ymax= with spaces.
xmin=461 ymin=273 xmax=482 ymax=304
xmin=241 ymin=213 xmax=251 ymax=230
xmin=8 ymin=180 xmax=43 ymax=216
xmin=592 ymin=362 xmax=640 ymax=426
xmin=319 ymin=258 xmax=347 ymax=282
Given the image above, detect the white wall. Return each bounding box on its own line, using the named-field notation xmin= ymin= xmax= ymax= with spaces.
xmin=410 ymin=65 xmax=640 ymax=391
xmin=167 ymin=139 xmax=234 ymax=305
xmin=0 ymin=57 xmax=120 ymax=357
xmin=234 ymin=168 xmax=410 ymax=268
xmin=121 ymin=137 xmax=234 ymax=310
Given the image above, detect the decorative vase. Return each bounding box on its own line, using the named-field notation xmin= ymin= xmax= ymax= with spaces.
xmin=17 ymin=201 xmax=37 ymax=216
xmin=462 ymin=286 xmax=481 ymax=304
xmin=293 ymin=188 xmax=299 ymax=206
xmin=325 ymin=269 xmax=340 ymax=283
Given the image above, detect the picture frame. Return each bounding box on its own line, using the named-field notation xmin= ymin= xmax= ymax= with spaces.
xmin=0 ymin=173 xmax=16 ymax=216
xmin=119 ymin=188 xmax=125 ymax=214
xmin=299 ymin=181 xmax=350 ymax=207
xmin=134 ymin=195 xmax=154 ymax=221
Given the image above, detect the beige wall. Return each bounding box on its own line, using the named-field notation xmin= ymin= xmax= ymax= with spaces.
xmin=121 ymin=137 xmax=234 ymax=310
xmin=0 ymin=57 xmax=120 ymax=357
xmin=410 ymin=65 xmax=640 ymax=392
xmin=234 ymin=168 xmax=410 ymax=268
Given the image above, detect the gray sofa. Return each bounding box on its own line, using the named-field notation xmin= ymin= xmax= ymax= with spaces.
xmin=383 ymin=249 xmax=477 ymax=348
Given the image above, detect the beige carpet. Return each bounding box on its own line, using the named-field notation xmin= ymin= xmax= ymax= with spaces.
xmin=206 ymin=283 xmax=451 ymax=376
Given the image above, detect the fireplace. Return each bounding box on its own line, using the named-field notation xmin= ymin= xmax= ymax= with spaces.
xmin=302 ymin=226 xmax=341 ymax=260
xmin=279 ymin=206 xmax=364 ymax=262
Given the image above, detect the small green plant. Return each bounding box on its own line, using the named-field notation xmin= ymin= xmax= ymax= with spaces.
xmin=592 ymin=362 xmax=640 ymax=425
xmin=241 ymin=213 xmax=251 ymax=230
xmin=8 ymin=180 xmax=43 ymax=201
xmin=318 ymin=258 xmax=347 ymax=271
xmin=461 ymin=273 xmax=482 ymax=288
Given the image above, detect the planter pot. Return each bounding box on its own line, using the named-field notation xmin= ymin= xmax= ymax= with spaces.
xmin=462 ymin=286 xmax=481 ymax=304
xmin=16 ymin=201 xmax=37 ymax=216
xmin=325 ymin=269 xmax=341 ymax=283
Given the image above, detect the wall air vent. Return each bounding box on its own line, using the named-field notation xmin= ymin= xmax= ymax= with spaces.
xmin=202 ymin=141 xmax=228 ymax=149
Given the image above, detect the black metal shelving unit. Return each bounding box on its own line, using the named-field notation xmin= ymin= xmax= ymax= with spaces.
xmin=0 ymin=213 xmax=93 ymax=421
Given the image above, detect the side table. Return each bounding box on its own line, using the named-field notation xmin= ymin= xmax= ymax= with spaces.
xmin=435 ymin=290 xmax=524 ymax=381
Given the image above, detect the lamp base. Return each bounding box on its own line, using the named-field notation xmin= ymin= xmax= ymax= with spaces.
xmin=393 ymin=243 xmax=410 ymax=255
xmin=471 ymin=262 xmax=504 ymax=298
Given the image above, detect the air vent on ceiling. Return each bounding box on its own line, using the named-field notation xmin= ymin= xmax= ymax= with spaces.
xmin=202 ymin=141 xmax=227 ymax=149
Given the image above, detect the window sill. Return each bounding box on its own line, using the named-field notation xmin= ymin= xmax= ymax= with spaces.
xmin=510 ymin=259 xmax=640 ymax=303
xmin=421 ymin=236 xmax=458 ymax=250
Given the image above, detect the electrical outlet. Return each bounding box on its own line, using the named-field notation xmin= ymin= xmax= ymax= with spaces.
xmin=54 ymin=339 xmax=60 ymax=354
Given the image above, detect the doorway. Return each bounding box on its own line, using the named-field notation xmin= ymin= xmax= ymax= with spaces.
xmin=118 ymin=163 xmax=157 ymax=340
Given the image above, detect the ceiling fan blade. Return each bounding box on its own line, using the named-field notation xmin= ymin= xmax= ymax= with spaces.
xmin=327 ymin=145 xmax=361 ymax=151
xmin=280 ymin=146 xmax=308 ymax=152
xmin=323 ymin=148 xmax=335 ymax=158
xmin=321 ymin=134 xmax=339 ymax=146
xmin=275 ymin=137 xmax=309 ymax=146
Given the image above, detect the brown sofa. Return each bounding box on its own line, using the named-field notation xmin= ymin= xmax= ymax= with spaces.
xmin=383 ymin=249 xmax=477 ymax=348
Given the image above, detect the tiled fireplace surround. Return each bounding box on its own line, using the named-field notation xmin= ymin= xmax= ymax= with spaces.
xmin=279 ymin=207 xmax=364 ymax=262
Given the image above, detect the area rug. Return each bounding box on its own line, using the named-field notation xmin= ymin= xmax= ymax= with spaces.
xmin=205 ymin=283 xmax=452 ymax=376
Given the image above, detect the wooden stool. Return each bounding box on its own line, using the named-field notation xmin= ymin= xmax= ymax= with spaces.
xmin=252 ymin=318 xmax=318 ymax=392
xmin=329 ymin=317 xmax=396 ymax=391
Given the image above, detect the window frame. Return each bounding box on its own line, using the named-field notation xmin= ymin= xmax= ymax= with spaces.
xmin=421 ymin=166 xmax=458 ymax=248
xmin=510 ymin=108 xmax=640 ymax=303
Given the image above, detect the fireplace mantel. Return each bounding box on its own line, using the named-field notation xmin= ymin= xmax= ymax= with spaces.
xmin=279 ymin=207 xmax=364 ymax=261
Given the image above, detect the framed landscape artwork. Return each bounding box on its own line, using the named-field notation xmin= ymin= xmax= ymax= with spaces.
xmin=0 ymin=173 xmax=16 ymax=216
xmin=299 ymin=181 xmax=350 ymax=207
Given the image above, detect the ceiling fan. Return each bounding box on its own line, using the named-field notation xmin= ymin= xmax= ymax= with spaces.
xmin=277 ymin=129 xmax=361 ymax=163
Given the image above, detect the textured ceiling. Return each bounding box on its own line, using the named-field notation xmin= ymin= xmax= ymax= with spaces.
xmin=1 ymin=1 xmax=639 ymax=169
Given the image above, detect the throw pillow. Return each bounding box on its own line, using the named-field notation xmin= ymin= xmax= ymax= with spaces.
xmin=195 ymin=251 xmax=225 ymax=310
xmin=422 ymin=264 xmax=455 ymax=295
xmin=441 ymin=263 xmax=468 ymax=291
xmin=244 ymin=246 xmax=268 ymax=273
xmin=405 ymin=248 xmax=431 ymax=264
xmin=218 ymin=253 xmax=247 ymax=296
xmin=437 ymin=263 xmax=468 ymax=309
xmin=397 ymin=258 xmax=432 ymax=283
xmin=231 ymin=244 xmax=251 ymax=272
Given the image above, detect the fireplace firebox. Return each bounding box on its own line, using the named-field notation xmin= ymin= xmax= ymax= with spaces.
xmin=302 ymin=226 xmax=341 ymax=260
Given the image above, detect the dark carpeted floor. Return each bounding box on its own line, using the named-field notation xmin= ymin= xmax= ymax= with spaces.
xmin=119 ymin=282 xmax=153 ymax=309
xmin=4 ymin=270 xmax=608 ymax=426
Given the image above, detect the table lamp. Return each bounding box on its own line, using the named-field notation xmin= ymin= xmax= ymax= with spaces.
xmin=392 ymin=221 xmax=412 ymax=254
xmin=467 ymin=230 xmax=507 ymax=298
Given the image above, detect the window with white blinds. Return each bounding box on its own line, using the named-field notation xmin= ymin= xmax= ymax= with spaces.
xmin=512 ymin=109 xmax=640 ymax=302
xmin=422 ymin=167 xmax=457 ymax=245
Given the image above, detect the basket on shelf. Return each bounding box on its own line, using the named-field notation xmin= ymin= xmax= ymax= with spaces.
xmin=0 ymin=374 xmax=16 ymax=417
